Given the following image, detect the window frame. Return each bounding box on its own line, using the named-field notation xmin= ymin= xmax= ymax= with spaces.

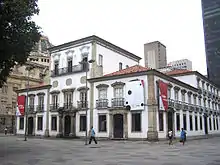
xmin=37 ymin=116 xmax=43 ymax=131
xmin=79 ymin=115 xmax=86 ymax=132
xmin=98 ymin=114 xmax=107 ymax=132
xmin=131 ymin=112 xmax=142 ymax=132
xmin=51 ymin=116 xmax=57 ymax=131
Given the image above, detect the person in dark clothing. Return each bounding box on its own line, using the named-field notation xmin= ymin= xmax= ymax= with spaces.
xmin=89 ymin=126 xmax=97 ymax=144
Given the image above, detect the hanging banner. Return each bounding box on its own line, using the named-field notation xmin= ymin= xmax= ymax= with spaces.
xmin=158 ymin=80 xmax=168 ymax=111
xmin=17 ymin=95 xmax=26 ymax=116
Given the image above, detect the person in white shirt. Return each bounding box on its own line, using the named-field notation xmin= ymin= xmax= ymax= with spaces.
xmin=168 ymin=130 xmax=173 ymax=145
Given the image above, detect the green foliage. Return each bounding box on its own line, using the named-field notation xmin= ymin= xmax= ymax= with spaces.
xmin=0 ymin=0 xmax=41 ymax=87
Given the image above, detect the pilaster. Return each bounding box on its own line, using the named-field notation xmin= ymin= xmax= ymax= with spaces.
xmin=33 ymin=116 xmax=36 ymax=136
xmin=89 ymin=83 xmax=94 ymax=128
xmin=70 ymin=115 xmax=76 ymax=137
xmin=123 ymin=113 xmax=128 ymax=138
xmin=56 ymin=114 xmax=63 ymax=137
xmin=109 ymin=114 xmax=113 ymax=138
xmin=44 ymin=88 xmax=50 ymax=137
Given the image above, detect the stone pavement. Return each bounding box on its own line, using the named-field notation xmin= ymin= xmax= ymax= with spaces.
xmin=1 ymin=136 xmax=220 ymax=165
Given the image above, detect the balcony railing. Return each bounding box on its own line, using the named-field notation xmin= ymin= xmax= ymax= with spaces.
xmin=77 ymin=101 xmax=88 ymax=109
xmin=50 ymin=104 xmax=59 ymax=111
xmin=28 ymin=105 xmax=35 ymax=112
xmin=188 ymin=104 xmax=194 ymax=112
xmin=111 ymin=98 xmax=125 ymax=108
xmin=168 ymin=99 xmax=175 ymax=108
xmin=174 ymin=101 xmax=182 ymax=110
xmin=36 ymin=104 xmax=44 ymax=112
xmin=96 ymin=99 xmax=108 ymax=109
xmin=51 ymin=64 xmax=86 ymax=77
xmin=64 ymin=103 xmax=73 ymax=110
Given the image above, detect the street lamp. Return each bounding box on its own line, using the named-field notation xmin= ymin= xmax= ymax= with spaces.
xmin=79 ymin=58 xmax=95 ymax=145
xmin=24 ymin=65 xmax=33 ymax=141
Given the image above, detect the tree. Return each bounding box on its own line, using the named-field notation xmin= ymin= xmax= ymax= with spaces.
xmin=0 ymin=0 xmax=41 ymax=87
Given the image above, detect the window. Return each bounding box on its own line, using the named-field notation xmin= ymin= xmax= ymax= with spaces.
xmin=119 ymin=62 xmax=122 ymax=70
xmin=0 ymin=117 xmax=5 ymax=125
xmin=80 ymin=115 xmax=86 ymax=131
xmin=189 ymin=114 xmax=193 ymax=131
xmin=200 ymin=116 xmax=203 ymax=130
xmin=158 ymin=111 xmax=164 ymax=131
xmin=209 ymin=118 xmax=212 ymax=130
xmin=80 ymin=92 xmax=87 ymax=101
xmin=67 ymin=58 xmax=73 ymax=72
xmin=181 ymin=93 xmax=185 ymax=102
xmin=98 ymin=89 xmax=107 ymax=99
xmin=198 ymin=98 xmax=201 ymax=106
xmin=213 ymin=117 xmax=216 ymax=130
xmin=131 ymin=112 xmax=141 ymax=132
xmin=203 ymin=99 xmax=206 ymax=107
xmin=174 ymin=91 xmax=179 ymax=100
xmin=98 ymin=114 xmax=106 ymax=132
xmin=195 ymin=115 xmax=198 ymax=131
xmin=176 ymin=113 xmax=180 ymax=131
xmin=188 ymin=95 xmax=191 ymax=104
xmin=19 ymin=117 xmax=24 ymax=130
xmin=168 ymin=88 xmax=171 ymax=99
xmin=216 ymin=118 xmax=219 ymax=130
xmin=54 ymin=61 xmax=59 ymax=75
xmin=193 ymin=96 xmax=197 ymax=105
xmin=52 ymin=94 xmax=58 ymax=106
xmin=51 ymin=116 xmax=57 ymax=131
xmin=38 ymin=95 xmax=44 ymax=106
xmin=29 ymin=96 xmax=35 ymax=105
xmin=114 ymin=87 xmax=123 ymax=98
xmin=98 ymin=54 xmax=103 ymax=66
xmin=64 ymin=92 xmax=73 ymax=105
xmin=183 ymin=114 xmax=187 ymax=130
xmin=37 ymin=116 xmax=43 ymax=131
xmin=82 ymin=57 xmax=88 ymax=71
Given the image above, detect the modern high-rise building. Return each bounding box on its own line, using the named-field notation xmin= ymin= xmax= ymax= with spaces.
xmin=168 ymin=59 xmax=192 ymax=71
xmin=144 ymin=41 xmax=167 ymax=69
xmin=202 ymin=0 xmax=220 ymax=87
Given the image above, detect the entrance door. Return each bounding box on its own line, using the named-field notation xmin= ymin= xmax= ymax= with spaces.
xmin=113 ymin=114 xmax=124 ymax=138
xmin=64 ymin=115 xmax=71 ymax=136
xmin=28 ymin=117 xmax=34 ymax=135
xmin=204 ymin=115 xmax=208 ymax=135
xmin=167 ymin=111 xmax=173 ymax=132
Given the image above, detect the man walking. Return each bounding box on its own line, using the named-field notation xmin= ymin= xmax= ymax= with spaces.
xmin=168 ymin=129 xmax=173 ymax=145
xmin=89 ymin=126 xmax=97 ymax=144
xmin=180 ymin=128 xmax=187 ymax=145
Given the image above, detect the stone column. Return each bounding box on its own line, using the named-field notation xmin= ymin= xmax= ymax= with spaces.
xmin=89 ymin=83 xmax=94 ymax=128
xmin=70 ymin=114 xmax=76 ymax=137
xmin=109 ymin=113 xmax=113 ymax=139
xmin=123 ymin=113 xmax=128 ymax=139
xmin=57 ymin=114 xmax=63 ymax=137
xmin=44 ymin=88 xmax=50 ymax=137
xmin=172 ymin=111 xmax=176 ymax=138
xmin=33 ymin=116 xmax=36 ymax=136
xmin=147 ymin=74 xmax=158 ymax=141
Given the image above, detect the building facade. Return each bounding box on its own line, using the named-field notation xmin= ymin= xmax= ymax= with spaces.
xmin=144 ymin=41 xmax=167 ymax=69
xmin=47 ymin=35 xmax=141 ymax=137
xmin=202 ymin=0 xmax=220 ymax=87
xmin=167 ymin=59 xmax=192 ymax=70
xmin=16 ymin=85 xmax=51 ymax=136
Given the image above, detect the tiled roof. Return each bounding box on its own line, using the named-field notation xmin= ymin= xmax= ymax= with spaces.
xmin=104 ymin=65 xmax=151 ymax=77
xmin=165 ymin=69 xmax=192 ymax=76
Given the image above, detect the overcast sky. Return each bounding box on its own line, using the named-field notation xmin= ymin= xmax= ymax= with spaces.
xmin=33 ymin=0 xmax=206 ymax=74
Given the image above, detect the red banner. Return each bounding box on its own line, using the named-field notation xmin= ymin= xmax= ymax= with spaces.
xmin=159 ymin=80 xmax=168 ymax=111
xmin=17 ymin=95 xmax=26 ymax=116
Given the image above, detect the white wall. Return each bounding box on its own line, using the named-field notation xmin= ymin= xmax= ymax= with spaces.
xmin=172 ymin=75 xmax=198 ymax=89
xmin=96 ymin=44 xmax=139 ymax=75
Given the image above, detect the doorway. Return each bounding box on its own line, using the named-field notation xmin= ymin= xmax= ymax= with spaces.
xmin=167 ymin=111 xmax=173 ymax=132
xmin=204 ymin=115 xmax=208 ymax=135
xmin=64 ymin=115 xmax=71 ymax=136
xmin=28 ymin=117 xmax=34 ymax=135
xmin=113 ymin=114 xmax=124 ymax=138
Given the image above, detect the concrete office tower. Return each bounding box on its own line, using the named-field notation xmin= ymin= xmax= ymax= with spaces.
xmin=144 ymin=41 xmax=167 ymax=69
xmin=168 ymin=59 xmax=192 ymax=70
xmin=202 ymin=0 xmax=220 ymax=87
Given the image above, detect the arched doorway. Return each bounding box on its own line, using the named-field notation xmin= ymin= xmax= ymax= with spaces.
xmin=28 ymin=117 xmax=34 ymax=135
xmin=113 ymin=114 xmax=124 ymax=138
xmin=64 ymin=115 xmax=71 ymax=136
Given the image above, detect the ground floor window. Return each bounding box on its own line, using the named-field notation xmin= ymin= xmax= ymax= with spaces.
xmin=195 ymin=115 xmax=198 ymax=131
xmin=213 ymin=117 xmax=216 ymax=130
xmin=37 ymin=116 xmax=43 ymax=131
xmin=98 ymin=114 xmax=107 ymax=132
xmin=158 ymin=111 xmax=163 ymax=131
xmin=200 ymin=116 xmax=203 ymax=130
xmin=189 ymin=114 xmax=193 ymax=131
xmin=51 ymin=116 xmax=57 ymax=131
xmin=176 ymin=113 xmax=180 ymax=131
xmin=183 ymin=114 xmax=187 ymax=130
xmin=216 ymin=117 xmax=219 ymax=130
xmin=131 ymin=112 xmax=141 ymax=132
xmin=209 ymin=117 xmax=212 ymax=131
xmin=0 ymin=117 xmax=5 ymax=125
xmin=19 ymin=117 xmax=24 ymax=130
xmin=80 ymin=115 xmax=86 ymax=131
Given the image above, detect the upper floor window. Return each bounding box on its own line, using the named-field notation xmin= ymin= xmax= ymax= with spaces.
xmin=67 ymin=58 xmax=73 ymax=73
xmin=54 ymin=61 xmax=59 ymax=75
xmin=80 ymin=91 xmax=87 ymax=101
xmin=52 ymin=94 xmax=58 ymax=105
xmin=98 ymin=54 xmax=103 ymax=66
xmin=193 ymin=96 xmax=197 ymax=105
xmin=168 ymin=88 xmax=171 ymax=99
xmin=99 ymin=89 xmax=107 ymax=99
xmin=114 ymin=87 xmax=123 ymax=98
xmin=198 ymin=98 xmax=201 ymax=106
xmin=29 ymin=96 xmax=35 ymax=105
xmin=38 ymin=95 xmax=44 ymax=106
xmin=119 ymin=62 xmax=122 ymax=71
xmin=181 ymin=93 xmax=185 ymax=102
xmin=174 ymin=91 xmax=179 ymax=100
xmin=64 ymin=92 xmax=73 ymax=104
xmin=82 ymin=57 xmax=88 ymax=71
xmin=188 ymin=95 xmax=191 ymax=104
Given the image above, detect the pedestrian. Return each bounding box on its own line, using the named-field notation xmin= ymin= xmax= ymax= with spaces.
xmin=4 ymin=127 xmax=7 ymax=135
xmin=167 ymin=129 xmax=173 ymax=145
xmin=88 ymin=126 xmax=97 ymax=144
xmin=180 ymin=128 xmax=187 ymax=145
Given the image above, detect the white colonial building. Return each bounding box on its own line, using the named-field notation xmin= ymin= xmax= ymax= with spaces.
xmin=47 ymin=35 xmax=141 ymax=137
xmin=16 ymin=85 xmax=51 ymax=136
xmin=88 ymin=66 xmax=220 ymax=140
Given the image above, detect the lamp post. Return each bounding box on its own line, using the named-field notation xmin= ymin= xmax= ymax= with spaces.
xmin=24 ymin=65 xmax=33 ymax=141
xmin=80 ymin=58 xmax=95 ymax=145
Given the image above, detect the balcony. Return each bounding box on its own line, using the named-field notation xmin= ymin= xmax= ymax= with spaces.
xmin=77 ymin=101 xmax=88 ymax=110
xmin=63 ymin=103 xmax=75 ymax=110
xmin=174 ymin=101 xmax=182 ymax=110
xmin=50 ymin=104 xmax=59 ymax=111
xmin=188 ymin=104 xmax=194 ymax=112
xmin=28 ymin=105 xmax=35 ymax=112
xmin=36 ymin=104 xmax=44 ymax=112
xmin=183 ymin=103 xmax=188 ymax=111
xmin=111 ymin=98 xmax=125 ymax=108
xmin=96 ymin=99 xmax=108 ymax=109
xmin=51 ymin=64 xmax=85 ymax=77
xmin=195 ymin=106 xmax=200 ymax=112
xmin=168 ymin=99 xmax=175 ymax=108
